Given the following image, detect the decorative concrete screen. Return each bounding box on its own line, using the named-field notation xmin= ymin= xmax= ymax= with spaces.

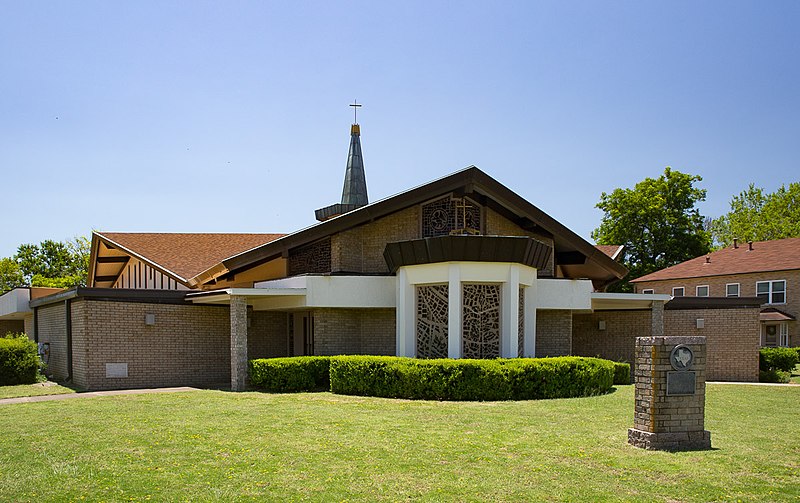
xmin=421 ymin=196 xmax=482 ymax=237
xmin=416 ymin=284 xmax=449 ymax=358
xmin=461 ymin=283 xmax=501 ymax=358
xmin=518 ymin=287 xmax=525 ymax=357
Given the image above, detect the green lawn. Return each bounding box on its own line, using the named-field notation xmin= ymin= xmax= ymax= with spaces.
xmin=1 ymin=384 xmax=798 ymax=502
xmin=791 ymin=363 xmax=800 ymax=384
xmin=0 ymin=382 xmax=76 ymax=399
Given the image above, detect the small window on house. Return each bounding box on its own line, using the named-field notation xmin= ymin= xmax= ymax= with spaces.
xmin=756 ymin=280 xmax=786 ymax=304
xmin=641 ymin=289 xmax=654 ymax=294
xmin=672 ymin=287 xmax=685 ymax=297
xmin=726 ymin=283 xmax=740 ymax=297
xmin=696 ymin=285 xmax=709 ymax=297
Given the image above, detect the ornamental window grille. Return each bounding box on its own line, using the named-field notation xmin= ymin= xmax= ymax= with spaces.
xmin=462 ymin=283 xmax=501 ymax=359
xmin=416 ymin=284 xmax=449 ymax=359
xmin=421 ymin=195 xmax=482 ymax=237
xmin=288 ymin=238 xmax=332 ymax=276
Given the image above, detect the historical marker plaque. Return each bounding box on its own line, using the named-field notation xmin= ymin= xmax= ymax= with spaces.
xmin=666 ymin=371 xmax=696 ymax=395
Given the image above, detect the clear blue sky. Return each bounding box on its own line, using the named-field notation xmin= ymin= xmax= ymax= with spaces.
xmin=2 ymin=1 xmax=798 ymax=258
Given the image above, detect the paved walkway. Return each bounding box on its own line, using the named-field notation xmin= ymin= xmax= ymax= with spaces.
xmin=0 ymin=386 xmax=200 ymax=405
xmin=707 ymin=381 xmax=800 ymax=386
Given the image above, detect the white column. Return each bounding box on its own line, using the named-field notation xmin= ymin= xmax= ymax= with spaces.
xmin=524 ymin=277 xmax=537 ymax=357
xmin=447 ymin=264 xmax=462 ymax=359
xmin=501 ymin=265 xmax=520 ymax=358
xmin=230 ymin=295 xmax=248 ymax=391
xmin=396 ymin=268 xmax=416 ymax=357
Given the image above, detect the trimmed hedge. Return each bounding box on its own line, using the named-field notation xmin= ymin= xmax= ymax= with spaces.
xmin=249 ymin=356 xmax=330 ymax=392
xmin=0 ymin=334 xmax=40 ymax=385
xmin=759 ymin=369 xmax=790 ymax=384
xmin=759 ymin=347 xmax=799 ymax=373
xmin=612 ymin=362 xmax=631 ymax=385
xmin=329 ymin=356 xmax=615 ymax=401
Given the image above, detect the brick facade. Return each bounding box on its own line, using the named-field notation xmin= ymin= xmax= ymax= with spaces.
xmin=485 ymin=208 xmax=555 ymax=277
xmin=37 ymin=303 xmax=69 ymax=381
xmin=312 ymin=308 xmax=396 ymax=356
xmin=664 ymin=306 xmax=760 ymax=382
xmin=636 ymin=269 xmax=800 ymax=347
xmin=535 ymin=309 xmax=572 ymax=356
xmin=0 ymin=320 xmax=24 ymax=336
xmin=572 ymin=310 xmax=652 ymax=373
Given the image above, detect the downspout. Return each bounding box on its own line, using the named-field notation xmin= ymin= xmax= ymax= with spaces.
xmin=65 ymin=299 xmax=73 ymax=383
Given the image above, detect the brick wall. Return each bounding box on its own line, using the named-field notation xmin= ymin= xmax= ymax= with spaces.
xmin=664 ymin=307 xmax=759 ymax=382
xmin=313 ymin=308 xmax=396 ymax=355
xmin=636 ymin=270 xmax=800 ymax=347
xmin=332 ymin=206 xmax=420 ymax=274
xmin=37 ymin=303 xmax=68 ymax=381
xmin=0 ymin=320 xmax=24 ymax=336
xmin=77 ymin=300 xmax=231 ymax=390
xmin=23 ymin=315 xmax=33 ymax=339
xmin=572 ymin=310 xmax=652 ymax=371
xmin=536 ymin=309 xmax=572 ymax=356
xmin=249 ymin=311 xmax=289 ymax=359
xmin=485 ymin=208 xmax=555 ymax=277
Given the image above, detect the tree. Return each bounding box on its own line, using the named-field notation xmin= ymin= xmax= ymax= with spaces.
xmin=592 ymin=167 xmax=712 ymax=292
xmin=0 ymin=258 xmax=24 ymax=294
xmin=0 ymin=237 xmax=89 ymax=293
xmin=709 ymin=182 xmax=800 ymax=247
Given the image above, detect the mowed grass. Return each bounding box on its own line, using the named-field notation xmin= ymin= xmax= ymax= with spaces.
xmin=0 ymin=382 xmax=76 ymax=399
xmin=1 ymin=384 xmax=798 ymax=502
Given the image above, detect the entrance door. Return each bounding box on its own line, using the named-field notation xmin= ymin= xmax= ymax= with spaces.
xmin=290 ymin=312 xmax=314 ymax=356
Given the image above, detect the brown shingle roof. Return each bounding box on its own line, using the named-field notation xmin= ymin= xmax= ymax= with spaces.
xmin=595 ymin=245 xmax=624 ymax=261
xmin=96 ymin=232 xmax=285 ymax=281
xmin=632 ymin=237 xmax=800 ymax=283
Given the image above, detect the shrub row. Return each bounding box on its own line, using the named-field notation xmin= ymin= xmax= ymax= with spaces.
xmin=612 ymin=361 xmax=631 ymax=385
xmin=0 ymin=334 xmax=41 ymax=385
xmin=759 ymin=347 xmax=799 ymax=373
xmin=249 ymin=356 xmax=330 ymax=392
xmin=249 ymin=355 xmax=617 ymax=401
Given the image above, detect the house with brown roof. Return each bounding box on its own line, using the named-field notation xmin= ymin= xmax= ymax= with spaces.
xmin=632 ymin=238 xmax=800 ymax=348
xmin=0 ymin=119 xmax=764 ymax=389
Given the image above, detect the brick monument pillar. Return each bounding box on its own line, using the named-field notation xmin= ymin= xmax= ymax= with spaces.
xmin=628 ymin=336 xmax=711 ymax=451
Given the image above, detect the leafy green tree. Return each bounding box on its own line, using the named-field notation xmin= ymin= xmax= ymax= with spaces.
xmin=0 ymin=258 xmax=24 ymax=294
xmin=1 ymin=237 xmax=89 ymax=292
xmin=592 ymin=167 xmax=712 ymax=292
xmin=710 ymin=182 xmax=800 ymax=247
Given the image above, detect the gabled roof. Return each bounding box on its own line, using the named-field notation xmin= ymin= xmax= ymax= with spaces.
xmin=89 ymin=232 xmax=285 ymax=287
xmin=632 ymin=237 xmax=800 ymax=283
xmin=595 ymin=244 xmax=624 ymax=261
xmin=190 ymin=166 xmax=628 ymax=287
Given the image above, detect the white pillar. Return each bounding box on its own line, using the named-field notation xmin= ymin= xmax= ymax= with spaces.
xmin=524 ymin=278 xmax=537 ymax=357
xmin=447 ymin=264 xmax=462 ymax=359
xmin=396 ymin=268 xmax=416 ymax=357
xmin=501 ymin=265 xmax=521 ymax=358
xmin=230 ymin=295 xmax=248 ymax=391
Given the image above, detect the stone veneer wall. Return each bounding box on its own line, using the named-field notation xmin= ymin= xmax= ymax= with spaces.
xmin=535 ymin=310 xmax=572 ymax=356
xmin=36 ymin=303 xmax=68 ymax=381
xmin=572 ymin=310 xmax=652 ymax=374
xmin=0 ymin=320 xmax=24 ymax=336
xmin=312 ymin=308 xmax=395 ymax=356
xmin=664 ymin=307 xmax=760 ymax=382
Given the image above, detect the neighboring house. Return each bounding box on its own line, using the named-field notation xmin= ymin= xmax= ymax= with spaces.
xmin=0 ymin=121 xmax=763 ymax=389
xmin=632 ymin=238 xmax=800 ymax=348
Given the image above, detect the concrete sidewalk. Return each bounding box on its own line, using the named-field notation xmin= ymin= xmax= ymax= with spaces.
xmin=0 ymin=386 xmax=200 ymax=405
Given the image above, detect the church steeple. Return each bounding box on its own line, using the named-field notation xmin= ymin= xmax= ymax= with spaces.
xmin=315 ymin=103 xmax=370 ymax=222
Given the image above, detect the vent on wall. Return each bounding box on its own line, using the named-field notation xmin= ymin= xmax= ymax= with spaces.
xmin=106 ymin=362 xmax=128 ymax=378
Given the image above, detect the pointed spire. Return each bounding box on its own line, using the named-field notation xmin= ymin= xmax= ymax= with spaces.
xmin=340 ymin=123 xmax=368 ymax=207
xmin=314 ymin=103 xmax=370 ymax=222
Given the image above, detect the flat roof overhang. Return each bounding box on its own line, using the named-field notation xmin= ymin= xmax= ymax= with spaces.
xmin=590 ymin=292 xmax=672 ymax=311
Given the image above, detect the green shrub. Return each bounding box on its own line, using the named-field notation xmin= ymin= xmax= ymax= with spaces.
xmin=0 ymin=333 xmax=40 ymax=385
xmin=759 ymin=369 xmax=790 ymax=384
xmin=249 ymin=356 xmax=330 ymax=392
xmin=329 ymin=356 xmax=614 ymax=401
xmin=759 ymin=347 xmax=799 ymax=373
xmin=612 ymin=362 xmax=631 ymax=385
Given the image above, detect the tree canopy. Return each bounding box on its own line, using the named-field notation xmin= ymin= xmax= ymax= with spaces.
xmin=0 ymin=237 xmax=89 ymax=294
xmin=592 ymin=167 xmax=711 ymax=292
xmin=709 ymin=182 xmax=800 ymax=248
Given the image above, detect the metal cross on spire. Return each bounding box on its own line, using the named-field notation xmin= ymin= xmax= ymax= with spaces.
xmin=350 ymin=100 xmax=362 ymax=123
